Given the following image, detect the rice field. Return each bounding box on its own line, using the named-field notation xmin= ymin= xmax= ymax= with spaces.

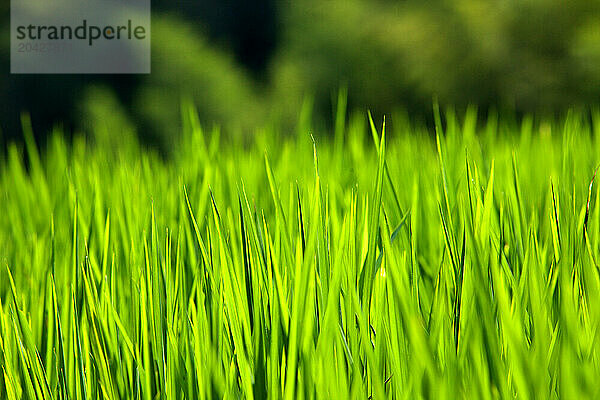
xmin=2 ymin=106 xmax=600 ymax=399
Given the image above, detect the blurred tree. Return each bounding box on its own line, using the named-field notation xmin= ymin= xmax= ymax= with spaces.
xmin=269 ymin=0 xmax=600 ymax=122
xmin=0 ymin=0 xmax=277 ymax=148
xmin=153 ymin=0 xmax=278 ymax=73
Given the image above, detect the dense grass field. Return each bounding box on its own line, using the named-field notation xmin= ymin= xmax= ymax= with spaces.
xmin=2 ymin=106 xmax=600 ymax=399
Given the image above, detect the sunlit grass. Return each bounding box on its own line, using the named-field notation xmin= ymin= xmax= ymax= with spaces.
xmin=2 ymin=105 xmax=600 ymax=399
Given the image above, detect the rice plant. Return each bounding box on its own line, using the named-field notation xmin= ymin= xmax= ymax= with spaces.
xmin=2 ymin=106 xmax=600 ymax=399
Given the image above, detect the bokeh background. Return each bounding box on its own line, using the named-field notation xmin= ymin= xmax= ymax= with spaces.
xmin=1 ymin=0 xmax=599 ymax=151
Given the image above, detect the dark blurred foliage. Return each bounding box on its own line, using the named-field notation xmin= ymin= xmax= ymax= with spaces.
xmin=1 ymin=0 xmax=600 ymax=152
xmin=0 ymin=0 xmax=277 ymax=150
xmin=152 ymin=0 xmax=278 ymax=73
xmin=270 ymin=0 xmax=600 ymax=120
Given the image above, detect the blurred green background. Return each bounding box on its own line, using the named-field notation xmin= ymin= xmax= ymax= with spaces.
xmin=1 ymin=0 xmax=599 ymax=151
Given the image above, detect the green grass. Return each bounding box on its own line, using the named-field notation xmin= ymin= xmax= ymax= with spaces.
xmin=2 ymin=106 xmax=600 ymax=399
